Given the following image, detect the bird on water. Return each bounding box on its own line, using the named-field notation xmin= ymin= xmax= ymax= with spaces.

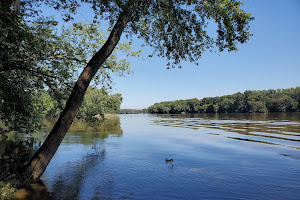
xmin=165 ymin=158 xmax=174 ymax=166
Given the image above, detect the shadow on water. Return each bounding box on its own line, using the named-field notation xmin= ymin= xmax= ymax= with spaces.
xmin=13 ymin=146 xmax=107 ymax=200
xmin=50 ymin=146 xmax=107 ymax=200
xmin=151 ymin=113 xmax=300 ymax=150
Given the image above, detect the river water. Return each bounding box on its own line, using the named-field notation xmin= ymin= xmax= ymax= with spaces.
xmin=6 ymin=113 xmax=300 ymax=199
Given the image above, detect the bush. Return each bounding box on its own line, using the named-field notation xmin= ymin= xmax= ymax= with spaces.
xmin=0 ymin=141 xmax=33 ymax=199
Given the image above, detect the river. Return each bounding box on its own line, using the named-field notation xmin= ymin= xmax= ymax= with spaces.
xmin=5 ymin=113 xmax=300 ymax=199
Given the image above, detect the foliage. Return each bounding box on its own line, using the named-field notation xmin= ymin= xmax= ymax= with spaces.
xmin=0 ymin=5 xmax=71 ymax=132
xmin=60 ymin=22 xmax=142 ymax=88
xmin=0 ymin=140 xmax=36 ymax=199
xmin=36 ymin=87 xmax=123 ymax=123
xmin=0 ymin=2 xmax=78 ymax=132
xmin=0 ymin=1 xmax=141 ymax=133
xmin=77 ymin=87 xmax=123 ymax=124
xmin=148 ymin=87 xmax=300 ymax=114
xmin=0 ymin=182 xmax=16 ymax=200
xmin=41 ymin=0 xmax=253 ymax=69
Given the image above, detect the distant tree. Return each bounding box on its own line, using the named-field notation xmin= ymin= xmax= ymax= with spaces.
xmin=77 ymin=87 xmax=123 ymax=124
xmin=268 ymin=94 xmax=298 ymax=112
xmin=213 ymin=104 xmax=219 ymax=113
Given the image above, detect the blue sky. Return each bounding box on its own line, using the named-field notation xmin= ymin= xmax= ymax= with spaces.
xmin=45 ymin=0 xmax=300 ymax=109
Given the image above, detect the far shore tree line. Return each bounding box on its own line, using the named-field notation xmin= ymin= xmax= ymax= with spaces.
xmin=147 ymin=87 xmax=300 ymax=114
xmin=30 ymin=86 xmax=300 ymax=119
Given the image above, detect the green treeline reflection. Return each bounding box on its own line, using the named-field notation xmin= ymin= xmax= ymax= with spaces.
xmin=152 ymin=113 xmax=300 ymax=150
xmin=148 ymin=87 xmax=300 ymax=114
xmin=39 ymin=117 xmax=123 ymax=145
xmin=0 ymin=117 xmax=123 ymax=155
xmin=118 ymin=109 xmax=148 ymax=114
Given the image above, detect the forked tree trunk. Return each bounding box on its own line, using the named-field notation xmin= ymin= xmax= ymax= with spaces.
xmin=28 ymin=1 xmax=139 ymax=180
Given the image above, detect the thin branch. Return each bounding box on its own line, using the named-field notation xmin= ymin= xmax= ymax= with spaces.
xmin=0 ymin=64 xmax=57 ymax=79
xmin=40 ymin=55 xmax=86 ymax=63
xmin=19 ymin=67 xmax=58 ymax=79
xmin=116 ymin=54 xmax=127 ymax=60
xmin=103 ymin=65 xmax=111 ymax=69
xmin=0 ymin=128 xmax=10 ymax=138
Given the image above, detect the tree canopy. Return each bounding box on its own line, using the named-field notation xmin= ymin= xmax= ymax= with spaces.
xmin=148 ymin=87 xmax=300 ymax=114
xmin=0 ymin=2 xmax=140 ymax=132
xmin=41 ymin=0 xmax=253 ymax=68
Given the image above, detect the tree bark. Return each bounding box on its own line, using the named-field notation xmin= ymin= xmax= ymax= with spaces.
xmin=28 ymin=0 xmax=139 ymax=180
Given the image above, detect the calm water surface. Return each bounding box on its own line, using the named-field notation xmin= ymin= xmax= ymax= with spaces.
xmin=13 ymin=113 xmax=300 ymax=199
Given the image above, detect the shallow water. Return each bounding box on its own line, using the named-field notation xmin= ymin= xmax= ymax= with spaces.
xmin=10 ymin=113 xmax=300 ymax=199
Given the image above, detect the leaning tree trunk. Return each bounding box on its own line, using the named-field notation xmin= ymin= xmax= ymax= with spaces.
xmin=28 ymin=1 xmax=139 ymax=180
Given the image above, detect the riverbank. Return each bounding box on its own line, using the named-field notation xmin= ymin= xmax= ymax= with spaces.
xmin=14 ymin=180 xmax=51 ymax=200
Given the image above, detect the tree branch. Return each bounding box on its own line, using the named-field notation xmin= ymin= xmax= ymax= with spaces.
xmin=40 ymin=55 xmax=86 ymax=63
xmin=19 ymin=67 xmax=58 ymax=79
xmin=0 ymin=128 xmax=10 ymax=138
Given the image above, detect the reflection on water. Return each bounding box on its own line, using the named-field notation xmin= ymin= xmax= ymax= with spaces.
xmin=36 ymin=117 xmax=123 ymax=145
xmin=42 ymin=118 xmax=123 ymax=200
xmin=0 ymin=132 xmax=41 ymax=157
xmin=152 ymin=113 xmax=300 ymax=150
xmin=4 ymin=113 xmax=300 ymax=200
xmin=1 ymin=118 xmax=123 ymax=200
xmin=152 ymin=112 xmax=300 ymax=121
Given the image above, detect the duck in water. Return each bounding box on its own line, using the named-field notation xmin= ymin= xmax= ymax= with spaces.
xmin=165 ymin=158 xmax=173 ymax=166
